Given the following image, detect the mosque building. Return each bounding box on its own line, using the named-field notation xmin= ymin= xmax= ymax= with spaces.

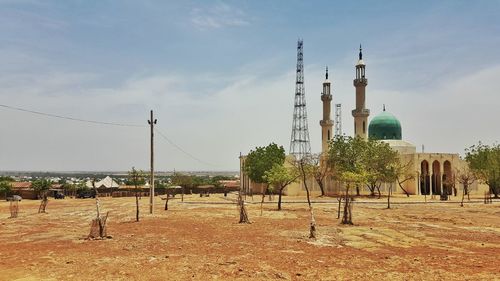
xmin=241 ymin=46 xmax=485 ymax=197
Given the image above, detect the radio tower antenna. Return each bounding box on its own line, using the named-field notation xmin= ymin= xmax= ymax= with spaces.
xmin=335 ymin=103 xmax=342 ymax=137
xmin=289 ymin=39 xmax=311 ymax=160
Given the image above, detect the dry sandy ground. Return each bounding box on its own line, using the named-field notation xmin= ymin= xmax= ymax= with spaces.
xmin=0 ymin=194 xmax=499 ymax=281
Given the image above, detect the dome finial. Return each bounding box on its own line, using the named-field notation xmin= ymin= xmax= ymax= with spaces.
xmin=325 ymin=66 xmax=328 ymax=80
xmin=359 ymin=44 xmax=362 ymax=60
xmin=383 ymin=104 xmax=386 ymax=111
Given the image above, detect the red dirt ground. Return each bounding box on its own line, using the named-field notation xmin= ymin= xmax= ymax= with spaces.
xmin=0 ymin=194 xmax=499 ymax=280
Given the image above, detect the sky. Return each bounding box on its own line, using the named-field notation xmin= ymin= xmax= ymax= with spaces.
xmin=0 ymin=0 xmax=499 ymax=172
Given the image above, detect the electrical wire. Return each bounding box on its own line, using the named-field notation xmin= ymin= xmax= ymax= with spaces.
xmin=0 ymin=103 xmax=221 ymax=168
xmin=0 ymin=103 xmax=145 ymax=127
xmin=155 ymin=128 xmax=221 ymax=168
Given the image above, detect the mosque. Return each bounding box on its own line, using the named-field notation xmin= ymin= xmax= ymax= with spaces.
xmin=241 ymin=46 xmax=485 ymax=197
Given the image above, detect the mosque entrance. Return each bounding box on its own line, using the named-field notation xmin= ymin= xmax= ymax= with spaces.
xmin=420 ymin=160 xmax=430 ymax=195
xmin=443 ymin=161 xmax=453 ymax=195
xmin=432 ymin=161 xmax=441 ymax=195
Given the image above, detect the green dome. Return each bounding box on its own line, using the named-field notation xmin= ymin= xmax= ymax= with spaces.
xmin=368 ymin=110 xmax=402 ymax=140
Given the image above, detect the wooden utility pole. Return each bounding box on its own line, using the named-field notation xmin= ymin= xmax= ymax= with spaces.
xmin=148 ymin=110 xmax=157 ymax=215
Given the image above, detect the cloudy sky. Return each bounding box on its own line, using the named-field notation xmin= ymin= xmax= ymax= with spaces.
xmin=0 ymin=1 xmax=499 ymax=172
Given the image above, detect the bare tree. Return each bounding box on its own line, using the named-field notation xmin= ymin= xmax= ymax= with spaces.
xmin=455 ymin=166 xmax=476 ymax=207
xmin=238 ymin=191 xmax=250 ymax=224
xmin=310 ymin=154 xmax=330 ymax=197
xmin=129 ymin=167 xmax=145 ymax=222
xmin=88 ymin=179 xmax=109 ymax=239
xmin=38 ymin=192 xmax=48 ymax=213
xmin=9 ymin=201 xmax=19 ymax=218
xmin=297 ymin=158 xmax=317 ymax=239
xmin=395 ymin=159 xmax=415 ymax=197
xmin=32 ymin=179 xmax=51 ymax=213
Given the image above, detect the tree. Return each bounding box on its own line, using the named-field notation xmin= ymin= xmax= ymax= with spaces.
xmin=171 ymin=172 xmax=193 ymax=202
xmin=32 ymin=179 xmax=51 ymax=198
xmin=244 ymin=143 xmax=286 ymax=215
xmin=296 ymin=157 xmax=318 ymax=238
xmin=0 ymin=180 xmax=12 ymax=199
xmin=362 ymin=139 xmax=399 ymax=198
xmin=32 ymin=179 xmax=51 ymax=213
xmin=465 ymin=142 xmax=500 ymax=198
xmin=455 ymin=166 xmax=476 ymax=207
xmin=309 ymin=153 xmax=330 ymax=197
xmin=62 ymin=182 xmax=77 ymax=197
xmin=0 ymin=176 xmax=14 ymax=182
xmin=238 ymin=191 xmax=250 ymax=224
xmin=129 ymin=167 xmax=146 ymax=222
xmin=264 ymin=162 xmax=300 ymax=210
xmin=328 ymin=136 xmax=368 ymax=224
xmin=394 ymin=158 xmax=415 ymax=197
xmin=88 ymin=179 xmax=109 ymax=239
xmin=381 ymin=162 xmax=398 ymax=209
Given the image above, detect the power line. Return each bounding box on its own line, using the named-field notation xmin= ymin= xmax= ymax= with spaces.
xmin=0 ymin=103 xmax=145 ymax=127
xmin=154 ymin=128 xmax=220 ymax=168
xmin=0 ymin=103 xmax=221 ymax=168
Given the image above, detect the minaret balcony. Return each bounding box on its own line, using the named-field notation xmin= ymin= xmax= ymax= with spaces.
xmin=353 ymin=78 xmax=368 ymax=86
xmin=321 ymin=94 xmax=332 ymax=101
xmin=320 ymin=120 xmax=333 ymax=126
xmin=351 ymin=109 xmax=370 ymax=117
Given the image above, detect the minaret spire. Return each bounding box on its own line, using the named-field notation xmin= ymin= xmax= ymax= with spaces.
xmin=352 ymin=44 xmax=369 ymax=140
xmin=320 ymin=65 xmax=333 ymax=154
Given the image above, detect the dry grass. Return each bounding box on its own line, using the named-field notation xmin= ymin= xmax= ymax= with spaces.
xmin=0 ymin=194 xmax=499 ymax=280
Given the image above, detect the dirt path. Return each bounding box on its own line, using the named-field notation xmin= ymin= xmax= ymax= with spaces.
xmin=0 ymin=195 xmax=499 ymax=280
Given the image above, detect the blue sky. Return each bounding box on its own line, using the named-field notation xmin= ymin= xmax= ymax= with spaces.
xmin=0 ymin=1 xmax=499 ymax=171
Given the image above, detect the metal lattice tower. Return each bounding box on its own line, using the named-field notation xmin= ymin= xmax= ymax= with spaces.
xmin=289 ymin=39 xmax=311 ymax=159
xmin=335 ymin=103 xmax=342 ymax=137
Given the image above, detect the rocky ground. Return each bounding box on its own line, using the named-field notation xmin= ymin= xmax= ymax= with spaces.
xmin=0 ymin=194 xmax=499 ymax=280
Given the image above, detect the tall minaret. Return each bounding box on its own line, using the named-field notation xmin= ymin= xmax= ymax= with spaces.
xmin=320 ymin=66 xmax=333 ymax=154
xmin=352 ymin=45 xmax=370 ymax=140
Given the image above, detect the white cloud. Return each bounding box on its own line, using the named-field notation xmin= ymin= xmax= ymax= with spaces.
xmin=190 ymin=2 xmax=249 ymax=30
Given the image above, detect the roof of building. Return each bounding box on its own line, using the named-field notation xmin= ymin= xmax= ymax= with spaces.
xmin=86 ymin=176 xmax=119 ymax=188
xmin=11 ymin=182 xmax=32 ymax=189
xmin=369 ymin=108 xmax=402 ymax=140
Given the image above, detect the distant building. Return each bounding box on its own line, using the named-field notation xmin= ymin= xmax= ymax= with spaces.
xmin=86 ymin=176 xmax=119 ymax=188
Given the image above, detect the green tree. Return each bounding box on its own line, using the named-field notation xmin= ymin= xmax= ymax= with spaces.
xmin=244 ymin=143 xmax=286 ymax=184
xmin=244 ymin=143 xmax=286 ymax=214
xmin=129 ymin=167 xmax=146 ymax=222
xmin=363 ymin=139 xmax=399 ymax=198
xmin=465 ymin=142 xmax=500 ymax=198
xmin=0 ymin=176 xmax=14 ymax=182
xmin=171 ymin=172 xmax=194 ymax=201
xmin=62 ymin=182 xmax=76 ymax=197
xmin=32 ymin=179 xmax=51 ymax=198
xmin=32 ymin=179 xmax=51 ymax=213
xmin=328 ymin=136 xmax=369 ymax=224
xmin=264 ymin=162 xmax=299 ymax=210
xmin=0 ymin=181 xmax=12 ymax=199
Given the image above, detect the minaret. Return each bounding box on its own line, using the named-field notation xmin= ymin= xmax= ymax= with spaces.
xmin=352 ymin=45 xmax=370 ymax=140
xmin=320 ymin=66 xmax=333 ymax=154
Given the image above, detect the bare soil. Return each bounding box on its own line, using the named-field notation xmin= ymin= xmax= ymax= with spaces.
xmin=0 ymin=194 xmax=499 ymax=280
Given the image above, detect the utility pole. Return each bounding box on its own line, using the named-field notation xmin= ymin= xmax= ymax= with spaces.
xmin=148 ymin=110 xmax=157 ymax=215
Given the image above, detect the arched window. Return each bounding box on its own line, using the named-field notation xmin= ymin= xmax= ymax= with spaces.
xmin=363 ymin=121 xmax=366 ymax=134
xmin=354 ymin=121 xmax=356 ymax=134
xmin=328 ymin=130 xmax=330 ymax=140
